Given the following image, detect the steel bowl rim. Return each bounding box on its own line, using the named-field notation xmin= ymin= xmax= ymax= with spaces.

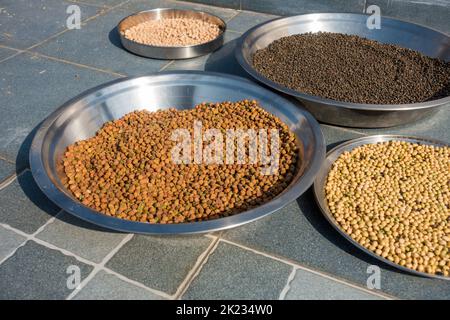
xmin=30 ymin=70 xmax=326 ymax=235
xmin=313 ymin=134 xmax=450 ymax=280
xmin=235 ymin=13 xmax=450 ymax=112
xmin=117 ymin=8 xmax=227 ymax=50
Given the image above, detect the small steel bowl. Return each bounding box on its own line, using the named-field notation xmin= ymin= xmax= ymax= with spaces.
xmin=118 ymin=8 xmax=226 ymax=59
xmin=313 ymin=135 xmax=450 ymax=280
xmin=236 ymin=13 xmax=450 ymax=128
xmin=30 ymin=71 xmax=325 ymax=235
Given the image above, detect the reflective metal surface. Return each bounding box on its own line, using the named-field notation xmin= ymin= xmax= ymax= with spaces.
xmin=313 ymin=135 xmax=450 ymax=280
xmin=236 ymin=13 xmax=450 ymax=128
xmin=118 ymin=8 xmax=226 ymax=59
xmin=30 ymin=71 xmax=325 ymax=234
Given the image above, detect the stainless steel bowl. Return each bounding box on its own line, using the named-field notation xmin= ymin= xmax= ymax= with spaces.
xmin=235 ymin=13 xmax=450 ymax=128
xmin=313 ymin=135 xmax=449 ymax=280
xmin=30 ymin=71 xmax=325 ymax=234
xmin=118 ymin=8 xmax=226 ymax=59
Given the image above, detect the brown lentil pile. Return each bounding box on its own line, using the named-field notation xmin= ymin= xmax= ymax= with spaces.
xmin=122 ymin=18 xmax=221 ymax=47
xmin=325 ymin=141 xmax=450 ymax=276
xmin=252 ymin=32 xmax=450 ymax=104
xmin=62 ymin=100 xmax=299 ymax=224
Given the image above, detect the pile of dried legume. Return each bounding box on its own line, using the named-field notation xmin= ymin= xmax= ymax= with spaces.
xmin=325 ymin=141 xmax=450 ymax=276
xmin=252 ymin=32 xmax=450 ymax=104
xmin=121 ymin=17 xmax=221 ymax=47
xmin=62 ymin=100 xmax=299 ymax=224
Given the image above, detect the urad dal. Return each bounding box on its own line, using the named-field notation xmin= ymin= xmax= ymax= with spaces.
xmin=121 ymin=17 xmax=221 ymax=47
xmin=62 ymin=100 xmax=299 ymax=224
xmin=325 ymin=141 xmax=450 ymax=276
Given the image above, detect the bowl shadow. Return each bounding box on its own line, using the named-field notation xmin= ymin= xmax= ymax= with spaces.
xmin=204 ymin=38 xmax=251 ymax=79
xmin=108 ymin=26 xmax=123 ymax=50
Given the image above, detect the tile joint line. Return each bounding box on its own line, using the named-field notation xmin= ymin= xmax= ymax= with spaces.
xmin=218 ymin=238 xmax=396 ymax=300
xmin=101 ymin=266 xmax=172 ymax=299
xmin=173 ymin=236 xmax=220 ymax=299
xmin=159 ymin=60 xmax=175 ymax=72
xmin=0 ymin=210 xmax=62 ymax=265
xmin=278 ymin=266 xmax=296 ymax=300
xmin=0 ymin=210 xmax=171 ymax=299
xmin=0 ymin=168 xmax=30 ymax=192
xmin=0 ymin=221 xmax=170 ymax=299
xmin=66 ymin=0 xmax=112 ymax=9
xmin=25 ymin=0 xmax=132 ymax=52
xmin=66 ymin=233 xmax=135 ymax=300
xmin=1 ymin=212 xmax=395 ymax=300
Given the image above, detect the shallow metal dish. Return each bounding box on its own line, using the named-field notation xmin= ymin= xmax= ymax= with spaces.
xmin=313 ymin=135 xmax=449 ymax=280
xmin=30 ymin=71 xmax=325 ymax=234
xmin=118 ymin=8 xmax=226 ymax=59
xmin=236 ymin=13 xmax=450 ymax=128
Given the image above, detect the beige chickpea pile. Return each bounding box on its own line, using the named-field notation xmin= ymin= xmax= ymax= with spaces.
xmin=122 ymin=18 xmax=221 ymax=47
xmin=62 ymin=100 xmax=299 ymax=224
xmin=325 ymin=141 xmax=450 ymax=276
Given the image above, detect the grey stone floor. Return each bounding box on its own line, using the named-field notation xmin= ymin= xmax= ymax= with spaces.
xmin=0 ymin=0 xmax=448 ymax=300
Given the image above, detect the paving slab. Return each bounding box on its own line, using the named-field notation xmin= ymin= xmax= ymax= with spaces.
xmin=284 ymin=268 xmax=385 ymax=300
xmin=121 ymin=0 xmax=237 ymax=22
xmin=0 ymin=47 xmax=19 ymax=61
xmin=352 ymin=107 xmax=450 ymax=142
xmin=182 ymin=241 xmax=292 ymax=300
xmin=36 ymin=211 xmax=128 ymax=263
xmin=0 ymin=240 xmax=93 ymax=299
xmin=0 ymin=225 xmax=26 ymax=262
xmin=0 ymin=52 xmax=118 ymax=167
xmin=0 ymin=159 xmax=15 ymax=183
xmin=67 ymin=0 xmax=126 ymax=7
xmin=73 ymin=270 xmax=165 ymax=300
xmin=366 ymin=0 xmax=450 ymax=33
xmin=31 ymin=7 xmax=167 ymax=76
xmin=0 ymin=171 xmax=60 ymax=234
xmin=0 ymin=0 xmax=100 ymax=49
xmin=241 ymin=0 xmax=365 ymax=16
xmin=226 ymin=11 xmax=278 ymax=32
xmin=106 ymin=235 xmax=212 ymax=295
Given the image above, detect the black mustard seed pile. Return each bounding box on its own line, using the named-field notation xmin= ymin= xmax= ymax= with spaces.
xmin=252 ymin=32 xmax=450 ymax=104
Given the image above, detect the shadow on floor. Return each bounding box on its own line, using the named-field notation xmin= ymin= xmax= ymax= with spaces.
xmin=204 ymin=38 xmax=251 ymax=79
xmin=13 ymin=123 xmax=60 ymax=219
xmin=108 ymin=26 xmax=123 ymax=50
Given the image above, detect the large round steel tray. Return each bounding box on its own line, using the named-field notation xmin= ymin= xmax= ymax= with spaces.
xmin=313 ymin=135 xmax=449 ymax=280
xmin=235 ymin=13 xmax=450 ymax=128
xmin=30 ymin=71 xmax=325 ymax=234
